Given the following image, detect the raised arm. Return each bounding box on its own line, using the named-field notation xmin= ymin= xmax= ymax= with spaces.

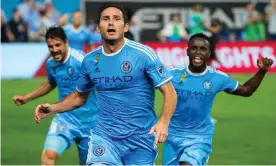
xmin=231 ymin=57 xmax=274 ymax=97
xmin=13 ymin=81 xmax=56 ymax=106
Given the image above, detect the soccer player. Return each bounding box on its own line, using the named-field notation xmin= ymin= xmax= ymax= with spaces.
xmin=63 ymin=10 xmax=99 ymax=51
xmin=163 ymin=33 xmax=274 ymax=165
xmin=12 ymin=27 xmax=97 ymax=165
xmin=33 ymin=3 xmax=177 ymax=165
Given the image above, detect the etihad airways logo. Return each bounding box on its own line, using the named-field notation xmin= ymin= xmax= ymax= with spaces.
xmin=93 ymin=76 xmax=133 ymax=84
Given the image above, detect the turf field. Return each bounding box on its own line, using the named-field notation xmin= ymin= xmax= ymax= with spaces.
xmin=1 ymin=75 xmax=276 ymax=165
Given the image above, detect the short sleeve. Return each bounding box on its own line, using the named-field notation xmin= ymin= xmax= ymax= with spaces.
xmin=219 ymin=71 xmax=239 ymax=93
xmin=144 ymin=49 xmax=173 ymax=88
xmin=76 ymin=59 xmax=94 ymax=93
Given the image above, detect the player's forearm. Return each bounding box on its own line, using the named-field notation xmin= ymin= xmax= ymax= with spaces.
xmin=50 ymin=91 xmax=88 ymax=113
xmin=242 ymin=69 xmax=267 ymax=96
xmin=25 ymin=82 xmax=56 ymax=101
xmin=159 ymin=83 xmax=177 ymax=124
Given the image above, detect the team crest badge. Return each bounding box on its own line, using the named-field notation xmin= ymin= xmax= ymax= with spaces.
xmin=94 ymin=53 xmax=101 ymax=65
xmin=203 ymin=80 xmax=212 ymax=90
xmin=67 ymin=66 xmax=74 ymax=76
xmin=157 ymin=65 xmax=165 ymax=76
xmin=121 ymin=61 xmax=132 ymax=74
xmin=93 ymin=145 xmax=105 ymax=156
xmin=180 ymin=72 xmax=187 ymax=83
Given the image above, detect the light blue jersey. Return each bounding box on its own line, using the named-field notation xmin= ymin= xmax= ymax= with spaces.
xmin=168 ymin=66 xmax=239 ymax=137
xmin=63 ymin=24 xmax=95 ymax=50
xmin=45 ymin=47 xmax=97 ymax=164
xmin=163 ymin=66 xmax=239 ymax=165
xmin=46 ymin=47 xmax=97 ymax=128
xmin=76 ymin=38 xmax=172 ymax=164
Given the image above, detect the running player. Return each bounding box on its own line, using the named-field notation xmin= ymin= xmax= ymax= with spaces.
xmin=163 ymin=33 xmax=274 ymax=165
xmin=13 ymin=27 xmax=97 ymax=165
xmin=33 ymin=3 xmax=177 ymax=165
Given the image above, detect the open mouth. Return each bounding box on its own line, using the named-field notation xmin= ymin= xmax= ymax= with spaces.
xmin=107 ymin=29 xmax=116 ymax=33
xmin=53 ymin=53 xmax=62 ymax=59
xmin=193 ymin=56 xmax=203 ymax=63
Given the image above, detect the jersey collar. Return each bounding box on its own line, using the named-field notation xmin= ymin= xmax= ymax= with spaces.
xmin=186 ymin=66 xmax=208 ymax=76
xmin=69 ymin=24 xmax=83 ymax=33
xmin=62 ymin=47 xmax=71 ymax=64
xmin=101 ymin=38 xmax=126 ymax=56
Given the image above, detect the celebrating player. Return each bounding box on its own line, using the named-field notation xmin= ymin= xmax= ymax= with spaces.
xmin=13 ymin=27 xmax=97 ymax=165
xmin=33 ymin=3 xmax=177 ymax=165
xmin=163 ymin=33 xmax=274 ymax=165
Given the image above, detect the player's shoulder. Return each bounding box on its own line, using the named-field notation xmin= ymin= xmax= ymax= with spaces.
xmin=70 ymin=47 xmax=85 ymax=63
xmin=46 ymin=56 xmax=55 ymax=67
xmin=83 ymin=46 xmax=102 ymax=63
xmin=63 ymin=24 xmax=72 ymax=31
xmin=125 ymin=39 xmax=158 ymax=61
xmin=169 ymin=66 xmax=187 ymax=82
xmin=81 ymin=26 xmax=90 ymax=33
xmin=207 ymin=66 xmax=229 ymax=78
xmin=169 ymin=66 xmax=187 ymax=74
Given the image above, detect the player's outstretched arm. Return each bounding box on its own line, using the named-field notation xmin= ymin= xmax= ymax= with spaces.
xmin=149 ymin=82 xmax=177 ymax=144
xmin=34 ymin=90 xmax=89 ymax=123
xmin=13 ymin=81 xmax=56 ymax=106
xmin=231 ymin=57 xmax=274 ymax=97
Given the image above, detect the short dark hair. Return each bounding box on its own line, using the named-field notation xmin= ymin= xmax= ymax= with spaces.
xmin=188 ymin=33 xmax=211 ymax=46
xmin=125 ymin=8 xmax=133 ymax=23
xmin=45 ymin=26 xmax=67 ymax=42
xmin=97 ymin=3 xmax=128 ymax=24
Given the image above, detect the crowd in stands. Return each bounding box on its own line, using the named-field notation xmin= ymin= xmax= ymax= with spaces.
xmin=1 ymin=0 xmax=276 ymax=43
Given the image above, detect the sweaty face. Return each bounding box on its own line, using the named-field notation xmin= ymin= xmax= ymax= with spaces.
xmin=97 ymin=7 xmax=128 ymax=41
xmin=187 ymin=37 xmax=210 ymax=67
xmin=72 ymin=12 xmax=83 ymax=27
xmin=47 ymin=38 xmax=68 ymax=63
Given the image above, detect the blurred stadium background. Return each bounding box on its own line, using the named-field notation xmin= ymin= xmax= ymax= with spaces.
xmin=1 ymin=0 xmax=276 ymax=165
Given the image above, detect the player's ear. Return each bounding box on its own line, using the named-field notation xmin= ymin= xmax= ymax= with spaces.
xmin=124 ymin=23 xmax=129 ymax=33
xmin=96 ymin=24 xmax=100 ymax=33
xmin=64 ymin=39 xmax=69 ymax=46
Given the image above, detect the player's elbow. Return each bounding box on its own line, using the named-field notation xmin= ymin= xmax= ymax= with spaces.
xmin=240 ymin=87 xmax=254 ymax=97
xmin=72 ymin=91 xmax=88 ymax=107
xmin=242 ymin=92 xmax=253 ymax=97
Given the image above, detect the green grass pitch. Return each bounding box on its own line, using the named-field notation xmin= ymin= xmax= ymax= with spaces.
xmin=1 ymin=75 xmax=276 ymax=165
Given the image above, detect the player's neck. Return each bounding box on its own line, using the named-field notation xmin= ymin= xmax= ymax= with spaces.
xmin=102 ymin=38 xmax=125 ymax=54
xmin=72 ymin=24 xmax=81 ymax=29
xmin=188 ymin=65 xmax=207 ymax=73
xmin=61 ymin=48 xmax=69 ymax=63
